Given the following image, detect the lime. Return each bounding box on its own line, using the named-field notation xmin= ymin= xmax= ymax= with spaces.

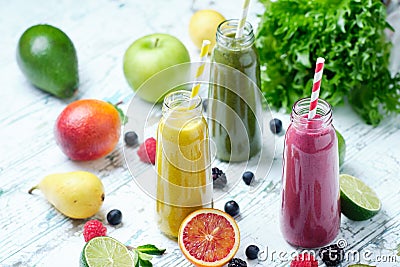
xmin=339 ymin=174 xmax=381 ymax=221
xmin=336 ymin=130 xmax=346 ymax=168
xmin=80 ymin=236 xmax=134 ymax=267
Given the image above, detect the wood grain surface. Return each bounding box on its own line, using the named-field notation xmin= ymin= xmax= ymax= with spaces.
xmin=0 ymin=0 xmax=399 ymax=266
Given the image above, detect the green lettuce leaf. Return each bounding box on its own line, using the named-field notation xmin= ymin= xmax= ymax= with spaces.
xmin=256 ymin=0 xmax=400 ymax=126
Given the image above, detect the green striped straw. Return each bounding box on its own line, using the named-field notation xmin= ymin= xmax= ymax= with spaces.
xmin=235 ymin=0 xmax=251 ymax=38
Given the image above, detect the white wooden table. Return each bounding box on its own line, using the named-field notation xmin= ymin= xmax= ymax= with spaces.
xmin=1 ymin=1 xmax=399 ymax=266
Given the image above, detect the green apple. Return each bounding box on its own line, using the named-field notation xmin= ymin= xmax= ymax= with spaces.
xmin=123 ymin=33 xmax=190 ymax=103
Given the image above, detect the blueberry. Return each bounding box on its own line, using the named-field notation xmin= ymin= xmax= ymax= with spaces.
xmin=228 ymin=258 xmax=247 ymax=267
xmin=224 ymin=200 xmax=240 ymax=217
xmin=124 ymin=131 xmax=139 ymax=147
xmin=318 ymin=244 xmax=344 ymax=266
xmin=269 ymin=118 xmax=282 ymax=134
xmin=107 ymin=209 xmax=122 ymax=225
xmin=242 ymin=171 xmax=254 ymax=185
xmin=202 ymin=98 xmax=208 ymax=112
xmin=245 ymin=244 xmax=260 ymax=260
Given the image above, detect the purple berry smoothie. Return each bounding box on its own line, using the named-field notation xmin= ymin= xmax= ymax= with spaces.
xmin=280 ymin=98 xmax=340 ymax=248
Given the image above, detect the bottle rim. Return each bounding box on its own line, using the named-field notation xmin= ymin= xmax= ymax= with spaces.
xmin=216 ymin=19 xmax=255 ymax=49
xmin=291 ymin=97 xmax=333 ymax=126
xmin=162 ymin=90 xmax=202 ymax=113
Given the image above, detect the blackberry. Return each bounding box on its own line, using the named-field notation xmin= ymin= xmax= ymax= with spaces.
xmin=228 ymin=258 xmax=247 ymax=267
xmin=318 ymin=244 xmax=344 ymax=266
xmin=269 ymin=118 xmax=283 ymax=134
xmin=212 ymin=167 xmax=227 ymax=188
xmin=224 ymin=200 xmax=240 ymax=217
xmin=245 ymin=244 xmax=260 ymax=260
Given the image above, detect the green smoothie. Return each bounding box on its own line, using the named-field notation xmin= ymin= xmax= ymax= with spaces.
xmin=209 ymin=20 xmax=262 ymax=162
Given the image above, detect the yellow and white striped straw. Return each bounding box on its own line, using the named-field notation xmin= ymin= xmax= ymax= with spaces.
xmin=235 ymin=0 xmax=251 ymax=39
xmin=190 ymin=39 xmax=211 ymax=98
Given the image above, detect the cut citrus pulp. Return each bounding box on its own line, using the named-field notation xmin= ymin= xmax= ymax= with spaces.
xmin=178 ymin=208 xmax=240 ymax=267
xmin=80 ymin=236 xmax=134 ymax=267
xmin=339 ymin=174 xmax=381 ymax=221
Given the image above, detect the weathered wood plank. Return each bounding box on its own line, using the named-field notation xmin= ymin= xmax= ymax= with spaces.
xmin=1 ymin=0 xmax=399 ymax=266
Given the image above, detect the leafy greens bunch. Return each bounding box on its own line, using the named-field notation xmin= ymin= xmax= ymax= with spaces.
xmin=256 ymin=0 xmax=400 ymax=125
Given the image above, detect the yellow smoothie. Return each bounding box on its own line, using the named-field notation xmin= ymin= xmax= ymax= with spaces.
xmin=156 ymin=91 xmax=212 ymax=239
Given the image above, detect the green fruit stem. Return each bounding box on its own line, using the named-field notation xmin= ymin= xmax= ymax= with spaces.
xmin=28 ymin=185 xmax=39 ymax=194
xmin=153 ymin=38 xmax=159 ymax=48
xmin=114 ymin=100 xmax=123 ymax=106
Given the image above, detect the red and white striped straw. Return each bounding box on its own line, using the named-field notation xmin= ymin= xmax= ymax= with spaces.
xmin=308 ymin=57 xmax=325 ymax=120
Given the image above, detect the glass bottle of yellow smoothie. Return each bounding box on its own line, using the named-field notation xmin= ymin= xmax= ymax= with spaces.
xmin=156 ymin=90 xmax=212 ymax=239
xmin=209 ymin=19 xmax=262 ymax=162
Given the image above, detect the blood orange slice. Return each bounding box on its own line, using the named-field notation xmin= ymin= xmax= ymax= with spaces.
xmin=178 ymin=208 xmax=240 ymax=267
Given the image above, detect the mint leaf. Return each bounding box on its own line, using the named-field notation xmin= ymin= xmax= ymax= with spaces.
xmin=137 ymin=244 xmax=166 ymax=255
xmin=108 ymin=101 xmax=128 ymax=125
xmin=138 ymin=251 xmax=153 ymax=261
xmin=139 ymin=259 xmax=152 ymax=267
xmin=131 ymin=250 xmax=139 ymax=266
xmin=127 ymin=243 xmax=165 ymax=267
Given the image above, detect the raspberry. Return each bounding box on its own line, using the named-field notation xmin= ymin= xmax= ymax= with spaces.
xmin=83 ymin=220 xmax=107 ymax=242
xmin=290 ymin=253 xmax=318 ymax=267
xmin=137 ymin=137 xmax=156 ymax=164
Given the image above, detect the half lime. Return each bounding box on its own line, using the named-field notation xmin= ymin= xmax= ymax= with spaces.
xmin=80 ymin=236 xmax=134 ymax=267
xmin=339 ymin=174 xmax=381 ymax=221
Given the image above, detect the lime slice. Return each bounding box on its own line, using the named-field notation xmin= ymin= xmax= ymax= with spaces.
xmin=339 ymin=174 xmax=381 ymax=221
xmin=80 ymin=236 xmax=134 ymax=267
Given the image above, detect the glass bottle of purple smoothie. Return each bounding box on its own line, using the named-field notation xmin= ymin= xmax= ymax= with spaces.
xmin=280 ymin=98 xmax=340 ymax=248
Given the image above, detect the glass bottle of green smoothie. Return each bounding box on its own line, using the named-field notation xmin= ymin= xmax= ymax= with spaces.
xmin=208 ymin=19 xmax=262 ymax=162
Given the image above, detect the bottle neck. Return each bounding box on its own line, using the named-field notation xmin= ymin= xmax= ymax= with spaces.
xmin=291 ymin=98 xmax=333 ymax=130
xmin=162 ymin=90 xmax=202 ymax=119
xmin=215 ymin=19 xmax=255 ymax=51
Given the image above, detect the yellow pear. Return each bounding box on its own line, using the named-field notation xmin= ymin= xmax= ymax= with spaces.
xmin=29 ymin=171 xmax=105 ymax=219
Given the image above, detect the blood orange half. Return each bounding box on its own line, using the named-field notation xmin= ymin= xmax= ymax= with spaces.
xmin=178 ymin=208 xmax=240 ymax=267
